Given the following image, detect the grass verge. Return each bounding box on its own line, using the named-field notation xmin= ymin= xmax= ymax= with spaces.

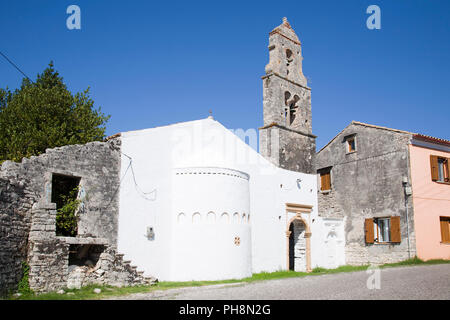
xmin=7 ymin=257 xmax=449 ymax=300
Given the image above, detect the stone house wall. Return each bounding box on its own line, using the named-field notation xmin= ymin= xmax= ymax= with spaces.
xmin=27 ymin=201 xmax=150 ymax=292
xmin=0 ymin=178 xmax=32 ymax=296
xmin=27 ymin=202 xmax=70 ymax=292
xmin=315 ymin=122 xmax=417 ymax=265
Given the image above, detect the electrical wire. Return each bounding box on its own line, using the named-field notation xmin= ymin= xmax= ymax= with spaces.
xmin=0 ymin=50 xmax=34 ymax=83
xmin=121 ymin=151 xmax=157 ymax=201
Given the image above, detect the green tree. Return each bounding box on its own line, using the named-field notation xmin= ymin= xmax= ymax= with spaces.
xmin=0 ymin=62 xmax=110 ymax=162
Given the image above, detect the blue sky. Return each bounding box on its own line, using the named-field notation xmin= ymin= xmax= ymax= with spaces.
xmin=1 ymin=0 xmax=449 ymax=149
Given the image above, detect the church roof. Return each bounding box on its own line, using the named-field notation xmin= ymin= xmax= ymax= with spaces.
xmin=269 ymin=17 xmax=301 ymax=45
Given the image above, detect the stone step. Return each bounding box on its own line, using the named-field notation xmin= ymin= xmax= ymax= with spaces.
xmin=144 ymin=276 xmax=158 ymax=284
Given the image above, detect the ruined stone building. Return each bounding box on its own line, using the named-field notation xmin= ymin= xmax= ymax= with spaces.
xmin=1 ymin=18 xmax=448 ymax=296
xmin=0 ymin=139 xmax=154 ymax=295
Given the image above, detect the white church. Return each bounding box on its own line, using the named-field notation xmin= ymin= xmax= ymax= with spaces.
xmin=116 ymin=18 xmax=345 ymax=282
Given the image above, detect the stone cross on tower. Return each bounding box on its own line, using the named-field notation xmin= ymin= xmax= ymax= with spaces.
xmin=259 ymin=18 xmax=316 ymax=174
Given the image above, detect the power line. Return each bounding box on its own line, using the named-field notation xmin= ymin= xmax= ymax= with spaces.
xmin=0 ymin=50 xmax=34 ymax=83
xmin=95 ymin=150 xmax=156 ymax=217
xmin=121 ymin=151 xmax=157 ymax=201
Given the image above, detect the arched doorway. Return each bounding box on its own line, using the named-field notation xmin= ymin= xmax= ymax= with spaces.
xmin=288 ymin=219 xmax=307 ymax=272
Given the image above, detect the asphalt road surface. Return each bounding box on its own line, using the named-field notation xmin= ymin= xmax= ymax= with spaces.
xmin=108 ymin=264 xmax=450 ymax=300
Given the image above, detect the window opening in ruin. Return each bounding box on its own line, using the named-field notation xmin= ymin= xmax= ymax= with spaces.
xmin=52 ymin=173 xmax=81 ymax=237
xmin=68 ymin=244 xmax=105 ymax=267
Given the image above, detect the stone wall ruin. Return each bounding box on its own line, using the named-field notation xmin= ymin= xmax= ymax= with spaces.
xmin=0 ymin=137 xmax=155 ymax=295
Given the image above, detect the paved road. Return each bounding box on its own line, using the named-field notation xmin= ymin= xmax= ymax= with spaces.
xmin=108 ymin=264 xmax=450 ymax=300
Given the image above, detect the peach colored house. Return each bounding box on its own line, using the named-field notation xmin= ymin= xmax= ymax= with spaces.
xmin=409 ymin=134 xmax=450 ymax=260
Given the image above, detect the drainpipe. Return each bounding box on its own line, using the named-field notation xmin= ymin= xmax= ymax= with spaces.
xmin=402 ymin=176 xmax=412 ymax=259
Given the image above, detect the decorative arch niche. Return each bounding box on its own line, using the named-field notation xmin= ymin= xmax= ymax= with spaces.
xmin=207 ymin=211 xmax=216 ymax=223
xmin=220 ymin=212 xmax=230 ymax=224
xmin=177 ymin=213 xmax=186 ymax=224
xmin=192 ymin=212 xmax=202 ymax=224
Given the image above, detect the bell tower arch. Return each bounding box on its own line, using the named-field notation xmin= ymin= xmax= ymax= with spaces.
xmin=259 ymin=17 xmax=316 ymax=173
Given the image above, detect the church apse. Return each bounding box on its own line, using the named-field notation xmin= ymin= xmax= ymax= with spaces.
xmin=170 ymin=167 xmax=252 ymax=281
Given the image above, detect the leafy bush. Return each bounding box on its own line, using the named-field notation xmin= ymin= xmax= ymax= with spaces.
xmin=56 ymin=187 xmax=81 ymax=237
xmin=18 ymin=261 xmax=33 ymax=295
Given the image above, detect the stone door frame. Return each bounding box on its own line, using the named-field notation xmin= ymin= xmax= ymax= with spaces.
xmin=285 ymin=203 xmax=312 ymax=272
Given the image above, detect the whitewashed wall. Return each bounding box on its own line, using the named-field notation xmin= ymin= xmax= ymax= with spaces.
xmin=118 ymin=125 xmax=174 ymax=280
xmin=311 ymin=217 xmax=346 ymax=269
xmin=170 ymin=167 xmax=251 ymax=281
xmin=118 ymin=118 xmax=344 ymax=281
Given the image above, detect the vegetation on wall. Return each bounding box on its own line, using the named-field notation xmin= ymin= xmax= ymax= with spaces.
xmin=17 ymin=261 xmax=33 ymax=295
xmin=55 ymin=187 xmax=81 ymax=237
xmin=0 ymin=62 xmax=110 ymax=163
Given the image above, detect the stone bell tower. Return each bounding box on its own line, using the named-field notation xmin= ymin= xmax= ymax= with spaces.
xmin=259 ymin=17 xmax=316 ymax=174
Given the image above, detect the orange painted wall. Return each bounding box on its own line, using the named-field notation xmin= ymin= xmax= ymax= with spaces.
xmin=409 ymin=144 xmax=450 ymax=260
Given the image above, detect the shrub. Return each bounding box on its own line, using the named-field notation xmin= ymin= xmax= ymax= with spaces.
xmin=56 ymin=187 xmax=81 ymax=236
xmin=17 ymin=261 xmax=33 ymax=295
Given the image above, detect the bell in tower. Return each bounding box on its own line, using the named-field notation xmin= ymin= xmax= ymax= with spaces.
xmin=259 ymin=17 xmax=316 ymax=174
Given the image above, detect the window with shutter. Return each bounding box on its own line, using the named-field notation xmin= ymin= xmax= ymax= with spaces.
xmin=430 ymin=155 xmax=439 ymax=181
xmin=348 ymin=138 xmax=356 ymax=152
xmin=390 ymin=216 xmax=401 ymax=243
xmin=430 ymin=155 xmax=450 ymax=183
xmin=370 ymin=216 xmax=401 ymax=244
xmin=437 ymin=157 xmax=449 ymax=183
xmin=373 ymin=217 xmax=390 ymax=242
xmin=344 ymin=134 xmax=357 ymax=153
xmin=440 ymin=217 xmax=450 ymax=243
xmin=365 ymin=218 xmax=374 ymax=244
xmin=319 ymin=168 xmax=332 ymax=191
